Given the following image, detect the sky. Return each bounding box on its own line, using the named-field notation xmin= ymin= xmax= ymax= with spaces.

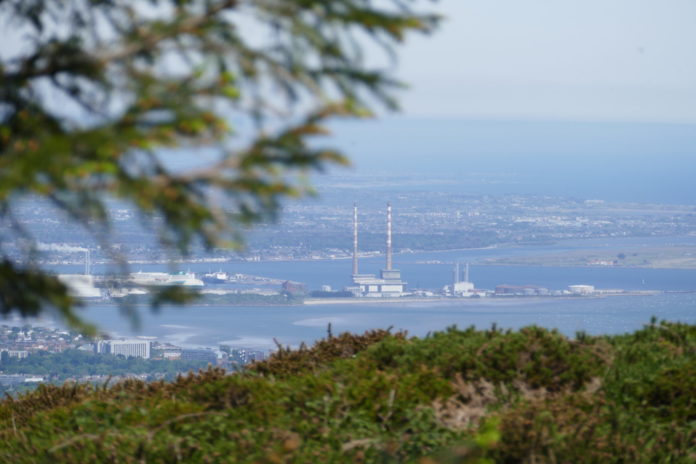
xmin=315 ymin=0 xmax=696 ymax=204
xmin=319 ymin=0 xmax=696 ymax=204
xmin=2 ymin=0 xmax=694 ymax=200
xmin=150 ymin=0 xmax=696 ymax=203
xmin=391 ymin=0 xmax=696 ymax=123
xmin=4 ymin=0 xmax=693 ymax=125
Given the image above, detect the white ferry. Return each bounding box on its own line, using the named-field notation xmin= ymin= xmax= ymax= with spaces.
xmin=202 ymin=271 xmax=230 ymax=284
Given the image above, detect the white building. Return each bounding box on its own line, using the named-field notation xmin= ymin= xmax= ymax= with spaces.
xmin=95 ymin=339 xmax=151 ymax=359
xmin=1 ymin=350 xmax=29 ymax=359
xmin=452 ymin=281 xmax=475 ymax=295
xmin=568 ymin=284 xmax=595 ymax=295
xmin=353 ymin=269 xmax=406 ymax=298
xmin=448 ymin=263 xmax=475 ymax=296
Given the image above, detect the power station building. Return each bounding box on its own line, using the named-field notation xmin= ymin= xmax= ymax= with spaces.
xmin=449 ymin=262 xmax=476 ymax=296
xmin=349 ymin=203 xmax=406 ymax=297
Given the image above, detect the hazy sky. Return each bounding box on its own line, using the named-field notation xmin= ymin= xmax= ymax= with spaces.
xmin=0 ymin=2 xmax=692 ymax=201
xmin=4 ymin=1 xmax=693 ymax=125
xmin=393 ymin=0 xmax=696 ymax=123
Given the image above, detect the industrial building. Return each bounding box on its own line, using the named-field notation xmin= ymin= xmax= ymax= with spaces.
xmin=495 ymin=285 xmax=550 ymax=296
xmin=348 ymin=203 xmax=406 ymax=297
xmin=568 ymin=284 xmax=595 ymax=295
xmin=448 ymin=262 xmax=476 ymax=296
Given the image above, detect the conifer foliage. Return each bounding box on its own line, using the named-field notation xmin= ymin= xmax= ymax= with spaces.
xmin=0 ymin=0 xmax=439 ymax=330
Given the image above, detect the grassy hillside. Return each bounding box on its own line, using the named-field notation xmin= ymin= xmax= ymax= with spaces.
xmin=0 ymin=320 xmax=694 ymax=463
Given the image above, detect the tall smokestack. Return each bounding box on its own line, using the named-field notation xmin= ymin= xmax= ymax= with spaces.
xmin=465 ymin=262 xmax=470 ymax=282
xmin=352 ymin=203 xmax=359 ymax=275
xmin=386 ymin=203 xmax=393 ymax=271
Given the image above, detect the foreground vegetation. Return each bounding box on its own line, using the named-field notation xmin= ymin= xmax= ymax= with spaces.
xmin=0 ymin=320 xmax=693 ymax=463
xmin=1 ymin=350 xmax=209 ymax=382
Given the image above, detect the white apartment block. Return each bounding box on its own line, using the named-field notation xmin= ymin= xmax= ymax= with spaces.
xmin=94 ymin=339 xmax=151 ymax=359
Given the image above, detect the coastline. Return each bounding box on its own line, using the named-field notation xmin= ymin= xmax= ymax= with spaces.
xmin=80 ymin=290 xmax=665 ymax=309
xmin=41 ymin=236 xmax=696 ymax=270
xmin=304 ymin=297 xmax=451 ymax=306
xmin=478 ymin=261 xmax=696 ymax=270
xmin=303 ymin=291 xmax=662 ymax=306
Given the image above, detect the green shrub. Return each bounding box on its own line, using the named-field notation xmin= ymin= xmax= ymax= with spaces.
xmin=0 ymin=322 xmax=693 ymax=463
xmin=363 ymin=325 xmax=609 ymax=391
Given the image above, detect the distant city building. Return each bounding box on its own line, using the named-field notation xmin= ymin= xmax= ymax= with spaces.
xmin=0 ymin=374 xmax=44 ymax=386
xmin=1 ymin=350 xmax=29 ymax=360
xmin=161 ymin=350 xmax=182 ymax=360
xmin=94 ymin=339 xmax=151 ymax=359
xmin=181 ymin=349 xmax=217 ymax=364
xmin=229 ymin=348 xmax=266 ymax=365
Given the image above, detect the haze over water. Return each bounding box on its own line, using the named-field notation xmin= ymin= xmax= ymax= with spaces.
xmin=39 ymin=240 xmax=696 ymax=351
xmin=73 ymin=288 xmax=696 ymax=352
xmin=329 ymin=118 xmax=696 ymax=205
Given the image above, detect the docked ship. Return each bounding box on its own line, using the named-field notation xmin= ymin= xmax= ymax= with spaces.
xmin=202 ymin=271 xmax=230 ymax=284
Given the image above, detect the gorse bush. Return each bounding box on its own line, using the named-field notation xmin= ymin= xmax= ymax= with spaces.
xmin=360 ymin=325 xmax=609 ymax=391
xmin=0 ymin=321 xmax=694 ymax=463
xmin=250 ymin=328 xmax=403 ymax=378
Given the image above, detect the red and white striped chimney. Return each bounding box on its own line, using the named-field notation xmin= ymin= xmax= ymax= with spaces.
xmin=386 ymin=203 xmax=393 ymax=271
xmin=353 ymin=203 xmax=359 ymax=275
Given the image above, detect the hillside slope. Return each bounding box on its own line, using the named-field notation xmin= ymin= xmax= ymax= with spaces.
xmin=0 ymin=321 xmax=694 ymax=463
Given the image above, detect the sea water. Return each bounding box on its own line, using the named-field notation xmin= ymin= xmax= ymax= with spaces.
xmin=70 ymin=292 xmax=696 ymax=350
xmin=31 ymin=237 xmax=696 ymax=349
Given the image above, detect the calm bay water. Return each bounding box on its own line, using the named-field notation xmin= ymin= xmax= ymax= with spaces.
xmin=30 ymin=238 xmax=695 ymax=350
xmin=63 ymin=293 xmax=696 ymax=351
xmin=51 ymin=235 xmax=696 ymax=292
